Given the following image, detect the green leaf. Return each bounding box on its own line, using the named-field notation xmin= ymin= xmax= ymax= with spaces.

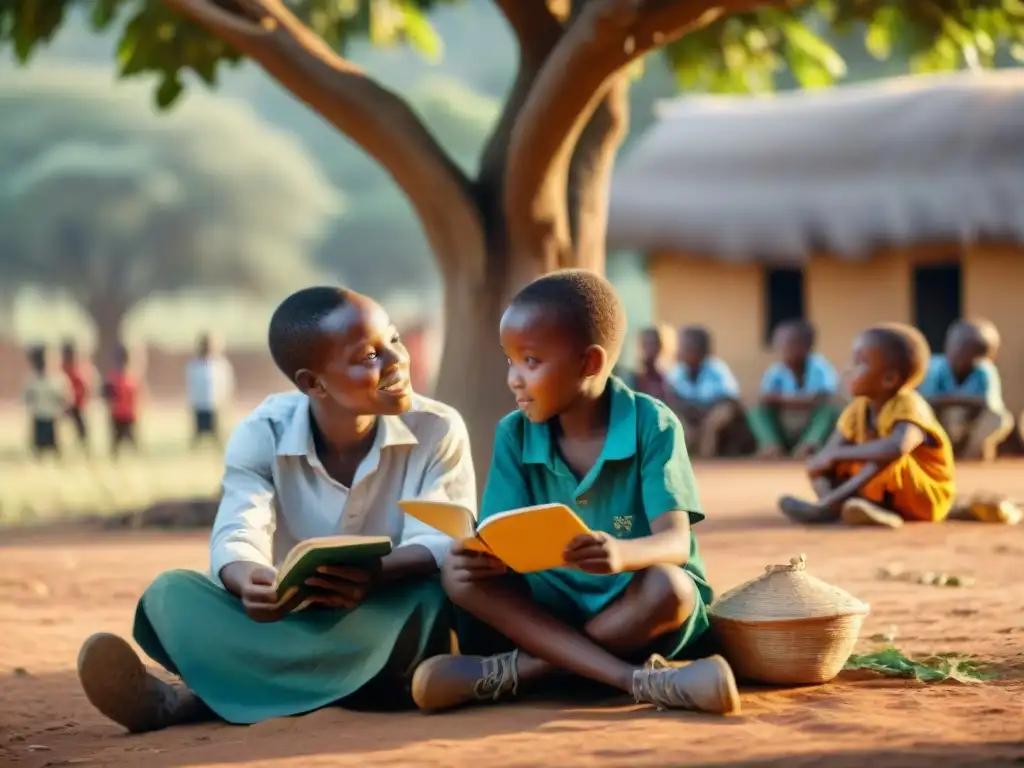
xmin=399 ymin=1 xmax=442 ymax=62
xmin=865 ymin=7 xmax=898 ymax=60
xmin=845 ymin=646 xmax=995 ymax=684
xmin=192 ymin=57 xmax=219 ymax=86
xmin=90 ymin=0 xmax=123 ymax=31
xmin=782 ymin=19 xmax=846 ymax=78
xmin=789 ymin=50 xmax=832 ymax=88
xmin=155 ymin=74 xmax=184 ymax=109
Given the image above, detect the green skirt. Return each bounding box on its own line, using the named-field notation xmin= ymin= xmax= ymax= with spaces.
xmin=133 ymin=569 xmax=450 ymax=724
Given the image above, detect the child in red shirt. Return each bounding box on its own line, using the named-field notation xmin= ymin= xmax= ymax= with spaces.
xmin=103 ymin=345 xmax=141 ymax=457
xmin=61 ymin=339 xmax=93 ymax=451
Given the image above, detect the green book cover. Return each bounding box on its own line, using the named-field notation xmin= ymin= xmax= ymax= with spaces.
xmin=275 ymin=536 xmax=393 ymax=605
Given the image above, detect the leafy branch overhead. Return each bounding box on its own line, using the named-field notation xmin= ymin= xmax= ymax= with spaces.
xmin=3 ymin=0 xmax=1022 ymax=110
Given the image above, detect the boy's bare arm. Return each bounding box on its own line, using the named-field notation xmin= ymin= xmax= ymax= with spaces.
xmin=928 ymin=394 xmax=987 ymax=409
xmin=814 ymin=463 xmax=881 ymax=509
xmin=823 ymin=422 xmax=926 ymax=466
xmin=617 ymin=511 xmax=692 ymax=572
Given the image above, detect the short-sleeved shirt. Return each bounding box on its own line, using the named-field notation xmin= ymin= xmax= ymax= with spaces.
xmin=759 ymin=353 xmax=839 ymax=397
xmin=665 ymin=358 xmax=740 ymax=405
xmin=836 ymin=389 xmax=954 ymax=488
xmin=918 ymin=355 xmax=1005 ymax=411
xmin=186 ymin=355 xmax=235 ymax=411
xmin=105 ymin=371 xmax=139 ymax=423
xmin=480 ymin=376 xmax=711 ymax=617
xmin=23 ymin=374 xmax=69 ymax=420
xmin=209 ymin=391 xmax=476 ymax=586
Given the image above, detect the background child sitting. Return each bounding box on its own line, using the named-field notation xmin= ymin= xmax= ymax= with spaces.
xmin=664 ymin=326 xmax=750 ymax=459
xmin=918 ymin=319 xmax=1014 ymax=462
xmin=747 ymin=320 xmax=841 ymax=460
xmin=624 ymin=324 xmax=673 ymax=402
xmin=778 ymin=323 xmax=955 ymax=528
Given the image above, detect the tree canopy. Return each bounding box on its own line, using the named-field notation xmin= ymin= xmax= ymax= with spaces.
xmin=0 ymin=65 xmax=338 ymax=359
xmin=3 ymin=0 xmax=1021 ymax=111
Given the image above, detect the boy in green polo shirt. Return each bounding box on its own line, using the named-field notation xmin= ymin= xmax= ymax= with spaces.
xmin=411 ymin=269 xmax=739 ymax=716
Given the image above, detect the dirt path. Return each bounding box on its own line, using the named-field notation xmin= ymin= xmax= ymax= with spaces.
xmin=2 ymin=463 xmax=1023 ymax=768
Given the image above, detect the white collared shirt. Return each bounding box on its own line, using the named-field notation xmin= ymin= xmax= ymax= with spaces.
xmin=208 ymin=391 xmax=476 ymax=586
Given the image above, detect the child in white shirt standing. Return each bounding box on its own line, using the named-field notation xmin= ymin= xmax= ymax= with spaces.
xmin=186 ymin=332 xmax=235 ymax=448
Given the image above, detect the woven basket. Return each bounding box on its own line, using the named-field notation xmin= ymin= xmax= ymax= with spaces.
xmin=709 ymin=554 xmax=870 ymax=685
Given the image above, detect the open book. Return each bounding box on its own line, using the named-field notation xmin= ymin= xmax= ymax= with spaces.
xmin=399 ymin=500 xmax=590 ymax=573
xmin=273 ymin=535 xmax=393 ymax=612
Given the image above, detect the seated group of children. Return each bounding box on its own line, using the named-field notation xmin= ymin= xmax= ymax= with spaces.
xmin=627 ymin=317 xmax=1018 ymax=464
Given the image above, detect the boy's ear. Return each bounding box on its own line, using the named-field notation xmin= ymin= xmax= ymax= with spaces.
xmin=295 ymin=369 xmax=321 ymax=397
xmin=882 ymin=370 xmax=901 ymax=390
xmin=581 ymin=345 xmax=607 ymax=378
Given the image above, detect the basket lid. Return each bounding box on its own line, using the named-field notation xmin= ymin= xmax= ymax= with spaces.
xmin=709 ymin=554 xmax=870 ymax=622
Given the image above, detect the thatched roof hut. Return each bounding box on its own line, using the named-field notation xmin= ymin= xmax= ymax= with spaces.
xmin=607 ymin=71 xmax=1024 ymax=420
xmin=609 ymin=69 xmax=1024 ymax=260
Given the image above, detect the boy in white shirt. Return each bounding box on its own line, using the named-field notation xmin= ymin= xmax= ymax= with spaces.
xmin=186 ymin=332 xmax=235 ymax=447
xmin=23 ymin=344 xmax=70 ymax=459
xmin=76 ymin=286 xmax=475 ymax=732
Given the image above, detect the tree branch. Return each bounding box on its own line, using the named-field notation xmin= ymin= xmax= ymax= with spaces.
xmin=161 ymin=0 xmax=487 ymax=281
xmin=477 ymin=1 xmax=564 ymax=259
xmin=492 ymin=0 xmax=565 ymax=68
xmin=504 ymin=0 xmax=757 ymax=272
xmin=567 ymin=71 xmax=630 ymax=271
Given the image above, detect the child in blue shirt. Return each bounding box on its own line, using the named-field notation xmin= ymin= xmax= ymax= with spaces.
xmin=747 ymin=320 xmax=841 ymax=459
xmin=664 ymin=326 xmax=748 ymax=458
xmin=919 ymin=319 xmax=1014 ymax=461
xmin=411 ymin=269 xmax=739 ymax=716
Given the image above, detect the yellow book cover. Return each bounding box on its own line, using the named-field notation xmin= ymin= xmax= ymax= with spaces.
xmin=398 ymin=500 xmax=590 ymax=573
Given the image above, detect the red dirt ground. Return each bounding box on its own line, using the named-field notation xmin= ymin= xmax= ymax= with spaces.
xmin=2 ymin=462 xmax=1023 ymax=768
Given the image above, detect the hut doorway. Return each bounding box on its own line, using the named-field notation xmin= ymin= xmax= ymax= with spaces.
xmin=913 ymin=261 xmax=962 ymax=353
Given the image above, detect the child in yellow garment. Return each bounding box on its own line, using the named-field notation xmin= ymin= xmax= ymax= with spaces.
xmin=778 ymin=323 xmax=955 ymax=528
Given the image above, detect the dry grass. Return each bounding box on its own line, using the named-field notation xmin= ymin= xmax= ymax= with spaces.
xmin=0 ymin=401 xmax=244 ymax=524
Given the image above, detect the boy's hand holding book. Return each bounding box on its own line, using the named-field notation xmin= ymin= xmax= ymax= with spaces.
xmin=563 ymin=532 xmax=625 ymax=575
xmin=220 ymin=562 xmax=288 ymax=623
xmin=222 ymin=535 xmax=392 ymax=621
xmin=446 ymin=542 xmax=507 ymax=583
xmin=303 ymin=564 xmax=376 ymax=609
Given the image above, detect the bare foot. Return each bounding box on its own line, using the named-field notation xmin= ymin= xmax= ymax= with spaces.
xmin=840 ymin=499 xmax=904 ymax=528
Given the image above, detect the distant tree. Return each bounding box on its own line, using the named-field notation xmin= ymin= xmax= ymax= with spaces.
xmin=3 ymin=0 xmax=1020 ymax=473
xmin=0 ymin=67 xmax=339 ymax=366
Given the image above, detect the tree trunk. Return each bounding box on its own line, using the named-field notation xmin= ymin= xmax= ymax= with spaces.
xmin=432 ymin=79 xmax=629 ymax=488
xmin=433 ymin=243 xmax=550 ymax=485
xmin=86 ymin=297 xmax=130 ymax=373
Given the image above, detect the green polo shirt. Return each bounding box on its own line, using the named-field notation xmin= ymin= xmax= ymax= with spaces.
xmin=480 ymin=376 xmax=712 ymax=619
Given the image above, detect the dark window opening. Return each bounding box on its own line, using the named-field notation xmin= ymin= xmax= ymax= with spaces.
xmin=763 ymin=265 xmax=806 ymax=345
xmin=912 ymin=262 xmax=961 ymax=354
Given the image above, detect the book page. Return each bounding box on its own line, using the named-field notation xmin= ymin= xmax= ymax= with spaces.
xmin=398 ymin=499 xmax=476 ymax=540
